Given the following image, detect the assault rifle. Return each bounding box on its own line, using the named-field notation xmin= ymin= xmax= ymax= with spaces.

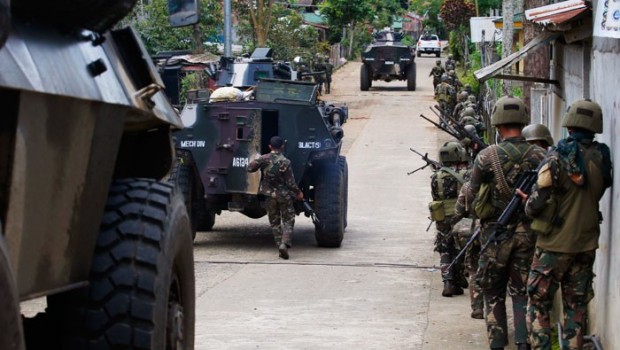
xmin=408 ymin=148 xmax=441 ymax=175
xmin=429 ymin=106 xmax=488 ymax=151
xmin=478 ymin=167 xmax=540 ymax=255
xmin=302 ymin=200 xmax=322 ymax=228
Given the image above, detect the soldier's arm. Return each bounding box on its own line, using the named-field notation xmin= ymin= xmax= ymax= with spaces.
xmin=247 ymin=156 xmax=264 ymax=173
xmin=282 ymin=161 xmax=301 ymax=195
xmin=525 ymin=157 xmax=557 ymax=217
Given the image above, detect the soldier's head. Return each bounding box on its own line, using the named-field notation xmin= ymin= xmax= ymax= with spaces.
xmin=468 ymin=95 xmax=477 ymax=103
xmin=491 ymin=96 xmax=530 ymax=136
xmin=464 ymin=84 xmax=472 ymax=92
xmin=436 ymin=59 xmax=441 ymax=66
xmin=439 ymin=141 xmax=469 ymax=166
xmin=269 ymin=136 xmax=285 ymax=151
xmin=522 ymin=124 xmax=554 ymax=148
xmin=458 ymin=91 xmax=469 ymax=102
xmin=441 ymin=74 xmax=449 ymax=82
xmin=448 ymin=54 xmax=454 ymax=59
xmin=561 ymin=99 xmax=603 ymax=134
xmin=448 ymin=70 xmax=456 ymax=77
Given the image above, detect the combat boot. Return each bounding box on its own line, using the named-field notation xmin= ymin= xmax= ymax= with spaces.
xmin=442 ymin=281 xmax=454 ymax=297
xmin=452 ymin=285 xmax=464 ymax=295
xmin=278 ymin=243 xmax=289 ymax=260
xmin=470 ymin=308 xmax=484 ymax=319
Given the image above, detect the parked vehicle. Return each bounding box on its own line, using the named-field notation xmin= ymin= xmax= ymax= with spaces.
xmin=360 ymin=30 xmax=417 ymax=91
xmin=0 ymin=0 xmax=197 ymax=348
xmin=417 ymin=34 xmax=442 ymax=57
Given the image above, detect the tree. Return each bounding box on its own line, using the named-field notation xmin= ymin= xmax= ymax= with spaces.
xmin=123 ymin=0 xmax=222 ymax=54
xmin=409 ymin=0 xmax=445 ymax=37
xmin=320 ymin=0 xmax=373 ymax=57
xmin=266 ymin=8 xmax=319 ymax=61
xmin=440 ymin=0 xmax=475 ymax=64
xmin=235 ymin=0 xmax=276 ymax=47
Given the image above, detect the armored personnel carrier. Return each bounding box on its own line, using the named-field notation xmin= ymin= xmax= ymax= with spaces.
xmin=0 ymin=0 xmax=196 ymax=348
xmin=172 ymin=78 xmax=349 ymax=247
xmin=360 ymin=30 xmax=417 ymax=91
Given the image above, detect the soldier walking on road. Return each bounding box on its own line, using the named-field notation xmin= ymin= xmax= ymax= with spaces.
xmin=430 ymin=59 xmax=445 ymax=89
xmin=435 ymin=74 xmax=455 ymax=116
xmin=521 ymin=100 xmax=612 ymax=350
xmin=429 ymin=141 xmax=470 ymax=297
xmin=469 ymin=96 xmax=546 ymax=350
xmin=324 ymin=58 xmax=334 ymax=94
xmin=248 ymin=136 xmax=304 ymax=259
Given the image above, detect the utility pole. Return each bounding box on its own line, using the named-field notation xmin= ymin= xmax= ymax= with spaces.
xmin=224 ymin=0 xmax=232 ymax=57
xmin=502 ymin=0 xmax=514 ymax=93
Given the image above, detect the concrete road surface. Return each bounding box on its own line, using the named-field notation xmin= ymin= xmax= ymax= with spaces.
xmin=193 ymin=56 xmax=515 ymax=349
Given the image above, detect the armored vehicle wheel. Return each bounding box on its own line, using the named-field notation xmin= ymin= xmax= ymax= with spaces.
xmin=196 ymin=206 xmax=216 ymax=231
xmin=49 ymin=179 xmax=195 ymax=350
xmin=407 ymin=63 xmax=417 ymax=91
xmin=0 ymin=236 xmax=25 ymax=350
xmin=360 ymin=65 xmax=371 ymax=91
xmin=168 ymin=157 xmax=199 ymax=240
xmin=314 ymin=160 xmax=345 ymax=247
xmin=338 ymin=156 xmax=349 ymax=229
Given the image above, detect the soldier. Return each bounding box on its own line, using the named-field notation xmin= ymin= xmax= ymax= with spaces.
xmin=522 ymin=124 xmax=554 ymax=149
xmin=521 ymin=100 xmax=612 ymax=350
xmin=435 ymin=74 xmax=455 ymax=116
xmin=466 ymin=95 xmax=479 ymax=114
xmin=324 ymin=57 xmax=334 ymax=94
xmin=469 ymin=96 xmax=545 ymax=350
xmin=452 ymin=91 xmax=469 ymax=120
xmin=429 ymin=59 xmax=445 ymax=88
xmin=448 ymin=70 xmax=462 ymax=91
xmin=248 ymin=136 xmax=304 ymax=259
xmin=429 ymin=141 xmax=470 ymax=297
xmin=445 ymin=53 xmax=456 ymax=71
xmin=463 ymin=83 xmax=473 ymax=95
xmin=452 ymin=180 xmax=484 ymax=319
xmin=313 ymin=57 xmax=326 ymax=94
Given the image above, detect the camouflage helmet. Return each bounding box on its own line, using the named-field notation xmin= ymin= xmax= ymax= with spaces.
xmin=468 ymin=95 xmax=477 ymax=103
xmin=491 ymin=96 xmax=529 ymax=126
xmin=436 ymin=59 xmax=441 ymax=65
xmin=439 ymin=141 xmax=468 ymax=164
xmin=448 ymin=54 xmax=454 ymax=59
xmin=462 ymin=106 xmax=475 ymax=117
xmin=441 ymin=73 xmax=449 ymax=82
xmin=458 ymin=91 xmax=469 ymax=101
xmin=522 ymin=124 xmax=554 ymax=146
xmin=448 ymin=70 xmax=456 ymax=77
xmin=561 ymin=99 xmax=603 ymax=133
xmin=461 ymin=116 xmax=477 ymax=126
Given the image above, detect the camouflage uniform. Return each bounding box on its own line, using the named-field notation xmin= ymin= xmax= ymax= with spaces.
xmin=430 ymin=166 xmax=469 ymax=288
xmin=324 ymin=61 xmax=333 ymax=94
xmin=435 ymin=81 xmax=455 ymax=115
xmin=429 ymin=65 xmax=445 ymax=88
xmin=453 ymin=181 xmax=484 ymax=317
xmin=248 ymin=151 xmax=301 ymax=247
xmin=445 ymin=58 xmax=456 ymax=71
xmin=313 ymin=60 xmax=326 ymax=94
xmin=469 ymin=137 xmax=545 ymax=348
xmin=525 ymin=133 xmax=612 ymax=349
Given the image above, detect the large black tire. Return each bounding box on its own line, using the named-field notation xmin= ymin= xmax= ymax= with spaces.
xmin=417 ymin=51 xmax=421 ymax=57
xmin=360 ymin=64 xmax=371 ymax=91
xmin=407 ymin=62 xmax=417 ymax=91
xmin=196 ymin=206 xmax=216 ymax=231
xmin=314 ymin=160 xmax=345 ymax=247
xmin=338 ymin=156 xmax=349 ymax=229
xmin=49 ymin=179 xmax=195 ymax=350
xmin=168 ymin=157 xmax=199 ymax=240
xmin=0 ymin=236 xmax=24 ymax=350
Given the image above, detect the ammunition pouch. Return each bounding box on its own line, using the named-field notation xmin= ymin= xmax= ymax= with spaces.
xmin=428 ymin=198 xmax=457 ymax=222
xmin=530 ymin=195 xmax=563 ymax=236
xmin=473 ymin=183 xmax=496 ymax=220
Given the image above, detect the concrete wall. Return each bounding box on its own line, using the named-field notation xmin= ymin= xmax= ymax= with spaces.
xmin=543 ymin=17 xmax=620 ymax=348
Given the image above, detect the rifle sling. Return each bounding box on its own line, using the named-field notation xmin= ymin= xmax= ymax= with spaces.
xmin=439 ymin=167 xmax=466 ymax=185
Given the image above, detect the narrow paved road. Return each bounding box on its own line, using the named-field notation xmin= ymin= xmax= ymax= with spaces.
xmin=193 ymin=57 xmax=496 ymax=349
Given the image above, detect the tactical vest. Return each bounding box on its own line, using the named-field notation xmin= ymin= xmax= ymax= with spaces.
xmin=436 ymin=84 xmax=453 ymax=103
xmin=429 ymin=167 xmax=466 ymax=222
xmin=474 ymin=142 xmax=536 ymax=220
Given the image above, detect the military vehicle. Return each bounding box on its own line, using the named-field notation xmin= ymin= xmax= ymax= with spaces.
xmin=360 ymin=30 xmax=417 ymax=91
xmin=0 ymin=0 xmax=196 ymax=348
xmin=172 ymin=78 xmax=349 ymax=247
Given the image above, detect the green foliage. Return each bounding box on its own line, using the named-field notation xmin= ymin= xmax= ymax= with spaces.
xmin=409 ymin=0 xmax=445 ymax=38
xmin=123 ymin=0 xmax=222 ymax=55
xmin=457 ymin=50 xmax=480 ymax=96
xmin=478 ymin=0 xmax=501 ymax=16
xmin=267 ymin=9 xmax=319 ymax=61
xmin=401 ymin=35 xmax=414 ymax=46
xmin=371 ymin=0 xmax=405 ymax=28
xmin=320 ymin=0 xmax=373 ymax=28
xmin=448 ymin=30 xmax=462 ymax=62
xmin=179 ymin=72 xmax=201 ymax=104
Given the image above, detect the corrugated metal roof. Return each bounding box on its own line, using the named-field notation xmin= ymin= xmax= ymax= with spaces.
xmin=525 ymin=0 xmax=588 ymax=25
xmin=297 ymin=0 xmax=313 ymax=6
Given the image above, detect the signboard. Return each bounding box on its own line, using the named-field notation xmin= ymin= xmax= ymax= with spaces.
xmin=594 ymin=0 xmax=620 ymax=38
xmin=470 ymin=17 xmax=503 ymax=43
